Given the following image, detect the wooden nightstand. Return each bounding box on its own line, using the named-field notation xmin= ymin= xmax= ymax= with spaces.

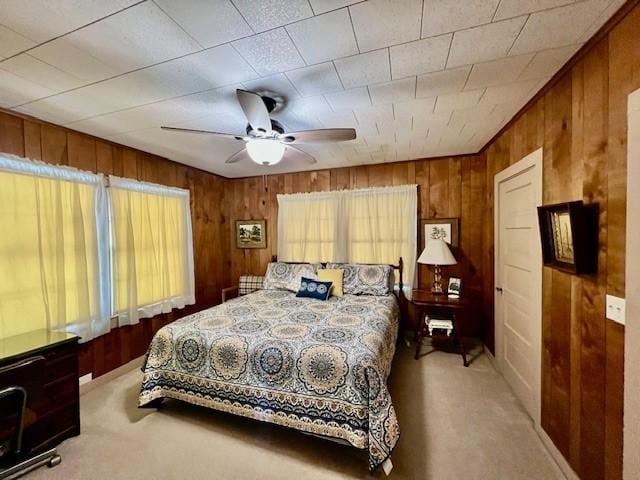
xmin=411 ymin=289 xmax=473 ymax=367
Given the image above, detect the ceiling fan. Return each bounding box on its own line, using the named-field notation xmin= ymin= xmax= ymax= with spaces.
xmin=161 ymin=89 xmax=357 ymax=166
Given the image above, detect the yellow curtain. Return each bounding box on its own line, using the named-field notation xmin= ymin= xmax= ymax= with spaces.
xmin=345 ymin=186 xmax=417 ymax=288
xmin=277 ymin=192 xmax=341 ymax=263
xmin=110 ymin=177 xmax=194 ymax=325
xmin=0 ymin=157 xmax=109 ymax=341
xmin=276 ymin=186 xmax=417 ymax=287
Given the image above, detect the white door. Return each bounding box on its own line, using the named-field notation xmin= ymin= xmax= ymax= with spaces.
xmin=495 ymin=148 xmax=543 ymax=424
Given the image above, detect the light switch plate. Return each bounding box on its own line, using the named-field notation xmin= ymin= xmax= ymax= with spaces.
xmin=606 ymin=294 xmax=625 ymax=325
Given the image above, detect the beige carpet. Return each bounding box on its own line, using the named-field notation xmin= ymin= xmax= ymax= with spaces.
xmin=27 ymin=344 xmax=563 ymax=480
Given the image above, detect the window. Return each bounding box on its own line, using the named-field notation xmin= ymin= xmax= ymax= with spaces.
xmin=277 ymin=185 xmax=417 ymax=288
xmin=277 ymin=192 xmax=340 ymax=263
xmin=0 ymin=154 xmax=195 ymax=342
xmin=0 ymin=154 xmax=110 ymax=341
xmin=109 ymin=177 xmax=194 ymax=325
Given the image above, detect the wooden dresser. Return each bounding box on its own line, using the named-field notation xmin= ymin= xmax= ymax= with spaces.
xmin=0 ymin=330 xmax=80 ymax=458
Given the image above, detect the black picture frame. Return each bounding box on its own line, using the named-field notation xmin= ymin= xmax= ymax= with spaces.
xmin=537 ymin=201 xmax=598 ymax=275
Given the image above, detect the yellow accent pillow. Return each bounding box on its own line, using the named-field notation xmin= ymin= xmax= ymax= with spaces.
xmin=317 ymin=269 xmax=344 ymax=297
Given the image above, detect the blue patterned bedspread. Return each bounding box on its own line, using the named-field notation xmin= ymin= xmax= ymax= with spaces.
xmin=139 ymin=289 xmax=400 ymax=471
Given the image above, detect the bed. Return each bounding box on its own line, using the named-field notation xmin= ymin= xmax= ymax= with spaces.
xmin=138 ymin=262 xmax=402 ymax=471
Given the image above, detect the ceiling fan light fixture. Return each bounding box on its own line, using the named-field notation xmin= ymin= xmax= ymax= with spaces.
xmin=246 ymin=139 xmax=285 ymax=165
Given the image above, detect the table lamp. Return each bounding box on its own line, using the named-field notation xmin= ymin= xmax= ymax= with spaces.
xmin=417 ymin=239 xmax=457 ymax=294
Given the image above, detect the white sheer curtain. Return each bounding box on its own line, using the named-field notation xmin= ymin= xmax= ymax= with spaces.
xmin=0 ymin=153 xmax=110 ymax=342
xmin=277 ymin=185 xmax=417 ymax=288
xmin=345 ymin=186 xmax=417 ymax=290
xmin=109 ymin=176 xmax=195 ymax=326
xmin=277 ymin=191 xmax=342 ymax=263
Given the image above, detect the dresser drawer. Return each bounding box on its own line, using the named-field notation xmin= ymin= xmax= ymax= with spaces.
xmin=45 ymin=353 xmax=77 ymax=382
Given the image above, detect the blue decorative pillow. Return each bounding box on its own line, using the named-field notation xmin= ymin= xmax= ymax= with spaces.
xmin=296 ymin=277 xmax=333 ymax=301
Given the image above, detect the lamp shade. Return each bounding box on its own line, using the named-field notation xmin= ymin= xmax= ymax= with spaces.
xmin=417 ymin=239 xmax=457 ymax=266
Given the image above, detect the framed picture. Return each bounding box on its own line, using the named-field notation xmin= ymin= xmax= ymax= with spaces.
xmin=236 ymin=219 xmax=267 ymax=249
xmin=420 ymin=218 xmax=459 ymax=247
xmin=537 ymin=201 xmax=597 ymax=274
xmin=447 ymin=277 xmax=462 ymax=297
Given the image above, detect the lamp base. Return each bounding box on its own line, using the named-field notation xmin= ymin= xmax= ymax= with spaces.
xmin=431 ymin=265 xmax=444 ymax=295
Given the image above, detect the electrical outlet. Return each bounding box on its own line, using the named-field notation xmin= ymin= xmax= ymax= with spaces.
xmin=606 ymin=294 xmax=625 ymax=325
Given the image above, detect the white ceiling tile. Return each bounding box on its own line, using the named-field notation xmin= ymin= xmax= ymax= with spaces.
xmin=412 ymin=111 xmax=452 ymax=133
xmin=353 ymin=104 xmax=394 ymax=131
xmin=285 ymin=63 xmax=343 ymax=97
xmin=448 ymin=103 xmax=498 ymax=128
xmin=0 ymin=0 xmax=138 ymax=43
xmin=243 ymin=73 xmax=300 ymax=101
xmin=325 ymin=87 xmax=371 ymax=111
xmin=393 ymin=98 xmax=437 ymax=121
xmin=67 ymin=86 xmax=241 ymax=137
xmin=233 ymin=0 xmax=313 ymax=32
xmin=434 ymin=89 xmax=484 ymax=113
xmin=334 ymin=49 xmax=391 ymax=89
xmin=316 ymin=110 xmax=358 ymax=129
xmin=518 ymin=44 xmax=581 ymax=81
xmin=509 ymin=0 xmax=612 ymax=55
xmin=275 ymin=95 xmax=333 ymax=130
xmin=479 ymin=79 xmax=540 ymax=106
xmin=0 ymin=68 xmax=54 ymax=107
xmin=578 ymin=0 xmax=626 ymax=43
xmin=421 ymin=0 xmax=500 ymax=37
xmin=28 ymin=38 xmax=118 ymax=84
xmin=368 ymin=77 xmax=416 ymax=104
xmin=415 ymin=66 xmax=471 ymax=98
xmin=349 ymin=0 xmax=422 ymax=52
xmin=233 ymin=28 xmax=305 ymax=76
xmin=286 ymin=9 xmax=358 ymax=64
xmin=0 ymin=26 xmax=36 ymax=59
xmin=447 ymin=16 xmax=527 ymax=68
xmin=0 ymin=54 xmax=82 ymax=93
xmin=464 ymin=54 xmax=534 ymax=90
xmin=494 ymin=0 xmax=575 ymax=21
xmin=60 ymin=2 xmax=201 ymax=75
xmin=154 ymin=0 xmax=252 ymax=48
xmin=390 ymin=34 xmax=451 ymax=79
xmin=20 ymin=45 xmax=257 ymax=123
xmin=308 ymin=0 xmax=361 ymax=14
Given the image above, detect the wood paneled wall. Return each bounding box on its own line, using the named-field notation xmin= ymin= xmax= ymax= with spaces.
xmin=0 ymin=110 xmax=230 ymax=378
xmin=481 ymin=5 xmax=639 ymax=478
xmin=225 ymin=157 xmax=487 ymax=335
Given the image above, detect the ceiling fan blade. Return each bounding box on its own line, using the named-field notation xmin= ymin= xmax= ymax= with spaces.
xmin=236 ymin=89 xmax=272 ymax=133
xmin=285 ymin=145 xmax=317 ymax=165
xmin=278 ymin=128 xmax=356 ymax=144
xmin=226 ymin=148 xmax=250 ymax=164
xmin=161 ymin=126 xmax=247 ymax=140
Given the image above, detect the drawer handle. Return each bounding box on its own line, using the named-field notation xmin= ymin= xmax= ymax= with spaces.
xmin=0 ymin=355 xmax=46 ymax=374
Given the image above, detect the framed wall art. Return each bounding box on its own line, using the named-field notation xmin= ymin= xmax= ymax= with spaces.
xmin=236 ymin=219 xmax=267 ymax=249
xmin=420 ymin=217 xmax=460 ymax=248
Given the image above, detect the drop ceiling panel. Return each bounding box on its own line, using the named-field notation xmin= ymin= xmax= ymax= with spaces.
xmin=0 ymin=0 xmax=138 ymax=43
xmin=447 ymin=16 xmax=527 ymax=68
xmin=153 ymin=0 xmax=253 ymax=48
xmin=232 ymin=28 xmax=305 ymax=76
xmin=285 ymin=9 xmax=358 ymax=64
xmin=57 ymin=2 xmax=201 ymax=75
xmin=349 ymin=0 xmax=423 ymax=52
xmin=0 ymin=0 xmax=625 ymax=177
xmin=285 ymin=63 xmax=343 ymax=96
xmin=0 ymin=26 xmax=36 ymax=59
xmin=368 ymin=77 xmax=417 ymax=104
xmin=232 ymin=0 xmax=313 ymax=32
xmin=509 ymin=0 xmax=613 ymax=55
xmin=389 ymin=34 xmax=452 ymax=79
xmin=334 ymin=49 xmax=391 ymax=89
xmin=421 ymin=0 xmax=501 ymax=37
xmin=465 ymin=54 xmax=534 ymax=90
xmin=416 ymin=66 xmax=471 ymax=98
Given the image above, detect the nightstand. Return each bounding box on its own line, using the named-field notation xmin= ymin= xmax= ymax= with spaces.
xmin=411 ymin=289 xmax=473 ymax=366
